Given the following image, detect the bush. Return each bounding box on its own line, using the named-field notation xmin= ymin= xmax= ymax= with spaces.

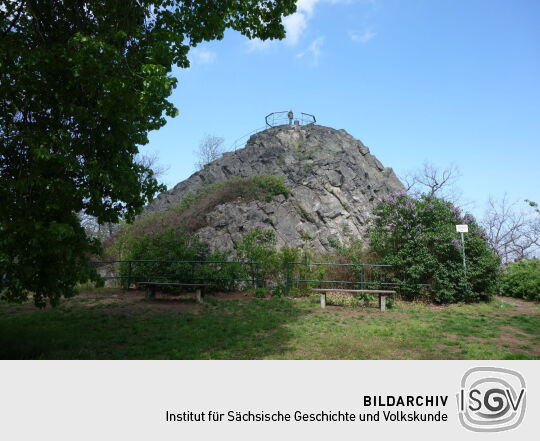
xmin=369 ymin=193 xmax=500 ymax=303
xmin=500 ymin=259 xmax=540 ymax=301
xmin=234 ymin=227 xmax=317 ymax=290
xmin=115 ymin=231 xmax=247 ymax=291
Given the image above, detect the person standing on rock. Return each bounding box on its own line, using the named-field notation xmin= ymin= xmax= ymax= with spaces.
xmin=287 ymin=110 xmax=293 ymax=125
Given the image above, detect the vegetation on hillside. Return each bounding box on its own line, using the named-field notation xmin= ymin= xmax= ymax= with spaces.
xmin=108 ymin=175 xmax=289 ymax=287
xmin=500 ymin=259 xmax=540 ymax=301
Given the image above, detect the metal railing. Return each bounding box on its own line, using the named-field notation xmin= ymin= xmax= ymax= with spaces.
xmin=284 ymin=261 xmax=430 ymax=295
xmin=92 ymin=259 xmax=262 ymax=290
xmin=265 ymin=111 xmax=316 ymax=128
xmin=229 ymin=126 xmax=267 ymax=151
xmin=226 ymin=112 xmax=317 ymax=152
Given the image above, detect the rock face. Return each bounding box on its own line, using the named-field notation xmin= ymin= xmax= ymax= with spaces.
xmin=146 ymin=124 xmax=404 ymax=252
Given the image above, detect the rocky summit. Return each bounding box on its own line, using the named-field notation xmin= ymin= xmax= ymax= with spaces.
xmin=146 ymin=124 xmax=405 ymax=252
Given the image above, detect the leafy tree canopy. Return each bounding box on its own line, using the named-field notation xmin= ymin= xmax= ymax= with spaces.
xmin=369 ymin=192 xmax=500 ymax=303
xmin=0 ymin=0 xmax=297 ymax=306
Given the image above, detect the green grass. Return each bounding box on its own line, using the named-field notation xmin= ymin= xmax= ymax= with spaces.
xmin=0 ymin=293 xmax=538 ymax=359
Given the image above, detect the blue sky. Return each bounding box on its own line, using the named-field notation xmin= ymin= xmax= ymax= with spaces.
xmin=145 ymin=0 xmax=540 ymax=218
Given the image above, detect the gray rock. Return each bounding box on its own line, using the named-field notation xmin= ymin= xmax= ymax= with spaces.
xmin=145 ymin=124 xmax=404 ymax=252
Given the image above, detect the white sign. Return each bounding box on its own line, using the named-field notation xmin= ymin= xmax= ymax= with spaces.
xmin=456 ymin=225 xmax=469 ymax=233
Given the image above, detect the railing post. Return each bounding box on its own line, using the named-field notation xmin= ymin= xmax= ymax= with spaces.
xmin=285 ymin=263 xmax=291 ymax=296
xmin=256 ymin=263 xmax=263 ymax=288
xmin=127 ymin=261 xmax=132 ymax=290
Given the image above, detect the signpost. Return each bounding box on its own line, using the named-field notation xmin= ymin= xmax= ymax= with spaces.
xmin=456 ymin=224 xmax=468 ymax=277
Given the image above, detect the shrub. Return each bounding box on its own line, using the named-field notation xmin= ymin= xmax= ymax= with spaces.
xmin=112 ymin=174 xmax=289 ymax=240
xmin=116 ymin=231 xmax=207 ymax=286
xmin=369 ymin=193 xmax=500 ymax=303
xmin=500 ymin=259 xmax=540 ymax=301
xmin=234 ymin=227 xmax=320 ymax=291
xmin=115 ymin=231 xmax=247 ymax=291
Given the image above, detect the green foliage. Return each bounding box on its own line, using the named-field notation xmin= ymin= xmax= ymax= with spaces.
xmin=250 ymin=175 xmax=289 ymax=201
xmin=116 ymin=231 xmax=249 ymax=291
xmin=272 ymin=285 xmax=286 ymax=298
xmin=234 ymin=228 xmax=318 ymax=290
xmin=118 ymin=231 xmax=208 ymax=285
xmin=369 ymin=193 xmax=500 ymax=303
xmin=356 ymin=292 xmax=375 ymax=306
xmin=0 ymin=1 xmax=297 ymax=306
xmin=300 ymin=230 xmax=314 ymax=241
xmin=235 ymin=227 xmax=279 ymax=284
xmin=500 ymin=259 xmax=540 ymax=301
xmin=172 ymin=174 xmax=289 ymax=214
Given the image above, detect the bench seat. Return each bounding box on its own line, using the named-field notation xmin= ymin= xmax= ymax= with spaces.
xmin=137 ymin=282 xmax=209 ymax=302
xmin=312 ymin=288 xmax=396 ymax=311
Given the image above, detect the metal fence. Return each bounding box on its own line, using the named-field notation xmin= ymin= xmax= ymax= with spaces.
xmin=92 ymin=259 xmax=262 ymax=290
xmin=284 ymin=261 xmax=430 ymax=295
xmin=265 ymin=111 xmax=316 ymax=128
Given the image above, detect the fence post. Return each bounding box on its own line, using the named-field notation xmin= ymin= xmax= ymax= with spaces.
xmin=285 ymin=263 xmax=291 ymax=296
xmin=191 ymin=261 xmax=195 ymax=283
xmin=256 ymin=263 xmax=263 ymax=288
xmin=126 ymin=261 xmax=132 ymax=290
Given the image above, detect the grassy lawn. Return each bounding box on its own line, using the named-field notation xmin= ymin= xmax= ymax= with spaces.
xmin=0 ymin=289 xmax=538 ymax=359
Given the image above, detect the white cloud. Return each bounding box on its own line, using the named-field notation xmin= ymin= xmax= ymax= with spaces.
xmin=297 ymin=37 xmax=324 ymax=66
xmin=283 ymin=11 xmax=310 ymax=45
xmin=189 ymin=48 xmax=216 ymax=65
xmin=246 ymin=38 xmax=276 ymax=52
xmin=245 ymin=0 xmax=364 ymax=52
xmin=349 ymin=29 xmax=376 ymax=44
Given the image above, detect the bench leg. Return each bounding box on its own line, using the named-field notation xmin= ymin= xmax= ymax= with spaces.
xmin=379 ymin=295 xmax=386 ymax=311
xmin=196 ymin=288 xmax=203 ymax=303
xmin=145 ymin=286 xmax=155 ymax=301
xmin=320 ymin=293 xmax=326 ymax=309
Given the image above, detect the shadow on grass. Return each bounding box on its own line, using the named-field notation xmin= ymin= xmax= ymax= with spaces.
xmin=0 ymin=298 xmax=306 ymax=359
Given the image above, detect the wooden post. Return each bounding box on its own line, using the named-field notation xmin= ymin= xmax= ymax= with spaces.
xmin=320 ymin=293 xmax=326 ymax=308
xmin=379 ymin=294 xmax=386 ymax=311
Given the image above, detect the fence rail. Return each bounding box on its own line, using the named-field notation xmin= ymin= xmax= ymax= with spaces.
xmin=265 ymin=111 xmax=316 ymax=128
xmin=92 ymin=259 xmax=262 ymax=290
xmin=92 ymin=259 xmax=429 ymax=295
xmin=285 ymin=261 xmax=429 ymax=295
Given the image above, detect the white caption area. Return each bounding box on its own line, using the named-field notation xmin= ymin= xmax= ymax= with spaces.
xmin=0 ymin=361 xmax=537 ymax=440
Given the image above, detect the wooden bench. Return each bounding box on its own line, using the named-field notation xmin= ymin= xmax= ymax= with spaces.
xmin=137 ymin=282 xmax=209 ymax=302
xmin=312 ymin=289 xmax=396 ymax=311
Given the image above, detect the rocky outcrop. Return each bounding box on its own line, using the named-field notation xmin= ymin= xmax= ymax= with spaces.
xmin=146 ymin=124 xmax=404 ymax=252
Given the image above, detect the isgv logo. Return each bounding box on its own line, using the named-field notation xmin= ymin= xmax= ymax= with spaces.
xmin=457 ymin=367 xmax=526 ymax=432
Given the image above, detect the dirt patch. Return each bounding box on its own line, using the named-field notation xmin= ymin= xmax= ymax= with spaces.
xmin=494 ymin=325 xmax=540 ymax=356
xmin=498 ymin=296 xmax=540 ymax=315
xmin=71 ymin=289 xmax=255 ymax=316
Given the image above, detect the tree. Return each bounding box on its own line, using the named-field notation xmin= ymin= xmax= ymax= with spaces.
xmin=369 ymin=193 xmax=500 ymax=303
xmin=79 ymin=152 xmax=170 ymax=241
xmin=195 ymin=134 xmax=225 ymax=170
xmin=401 ymin=162 xmax=462 ymax=202
xmin=0 ymin=0 xmax=297 ymax=306
xmin=481 ymin=196 xmax=539 ymax=263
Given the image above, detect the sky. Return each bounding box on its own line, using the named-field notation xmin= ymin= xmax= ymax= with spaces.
xmin=144 ymin=0 xmax=540 ymax=218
